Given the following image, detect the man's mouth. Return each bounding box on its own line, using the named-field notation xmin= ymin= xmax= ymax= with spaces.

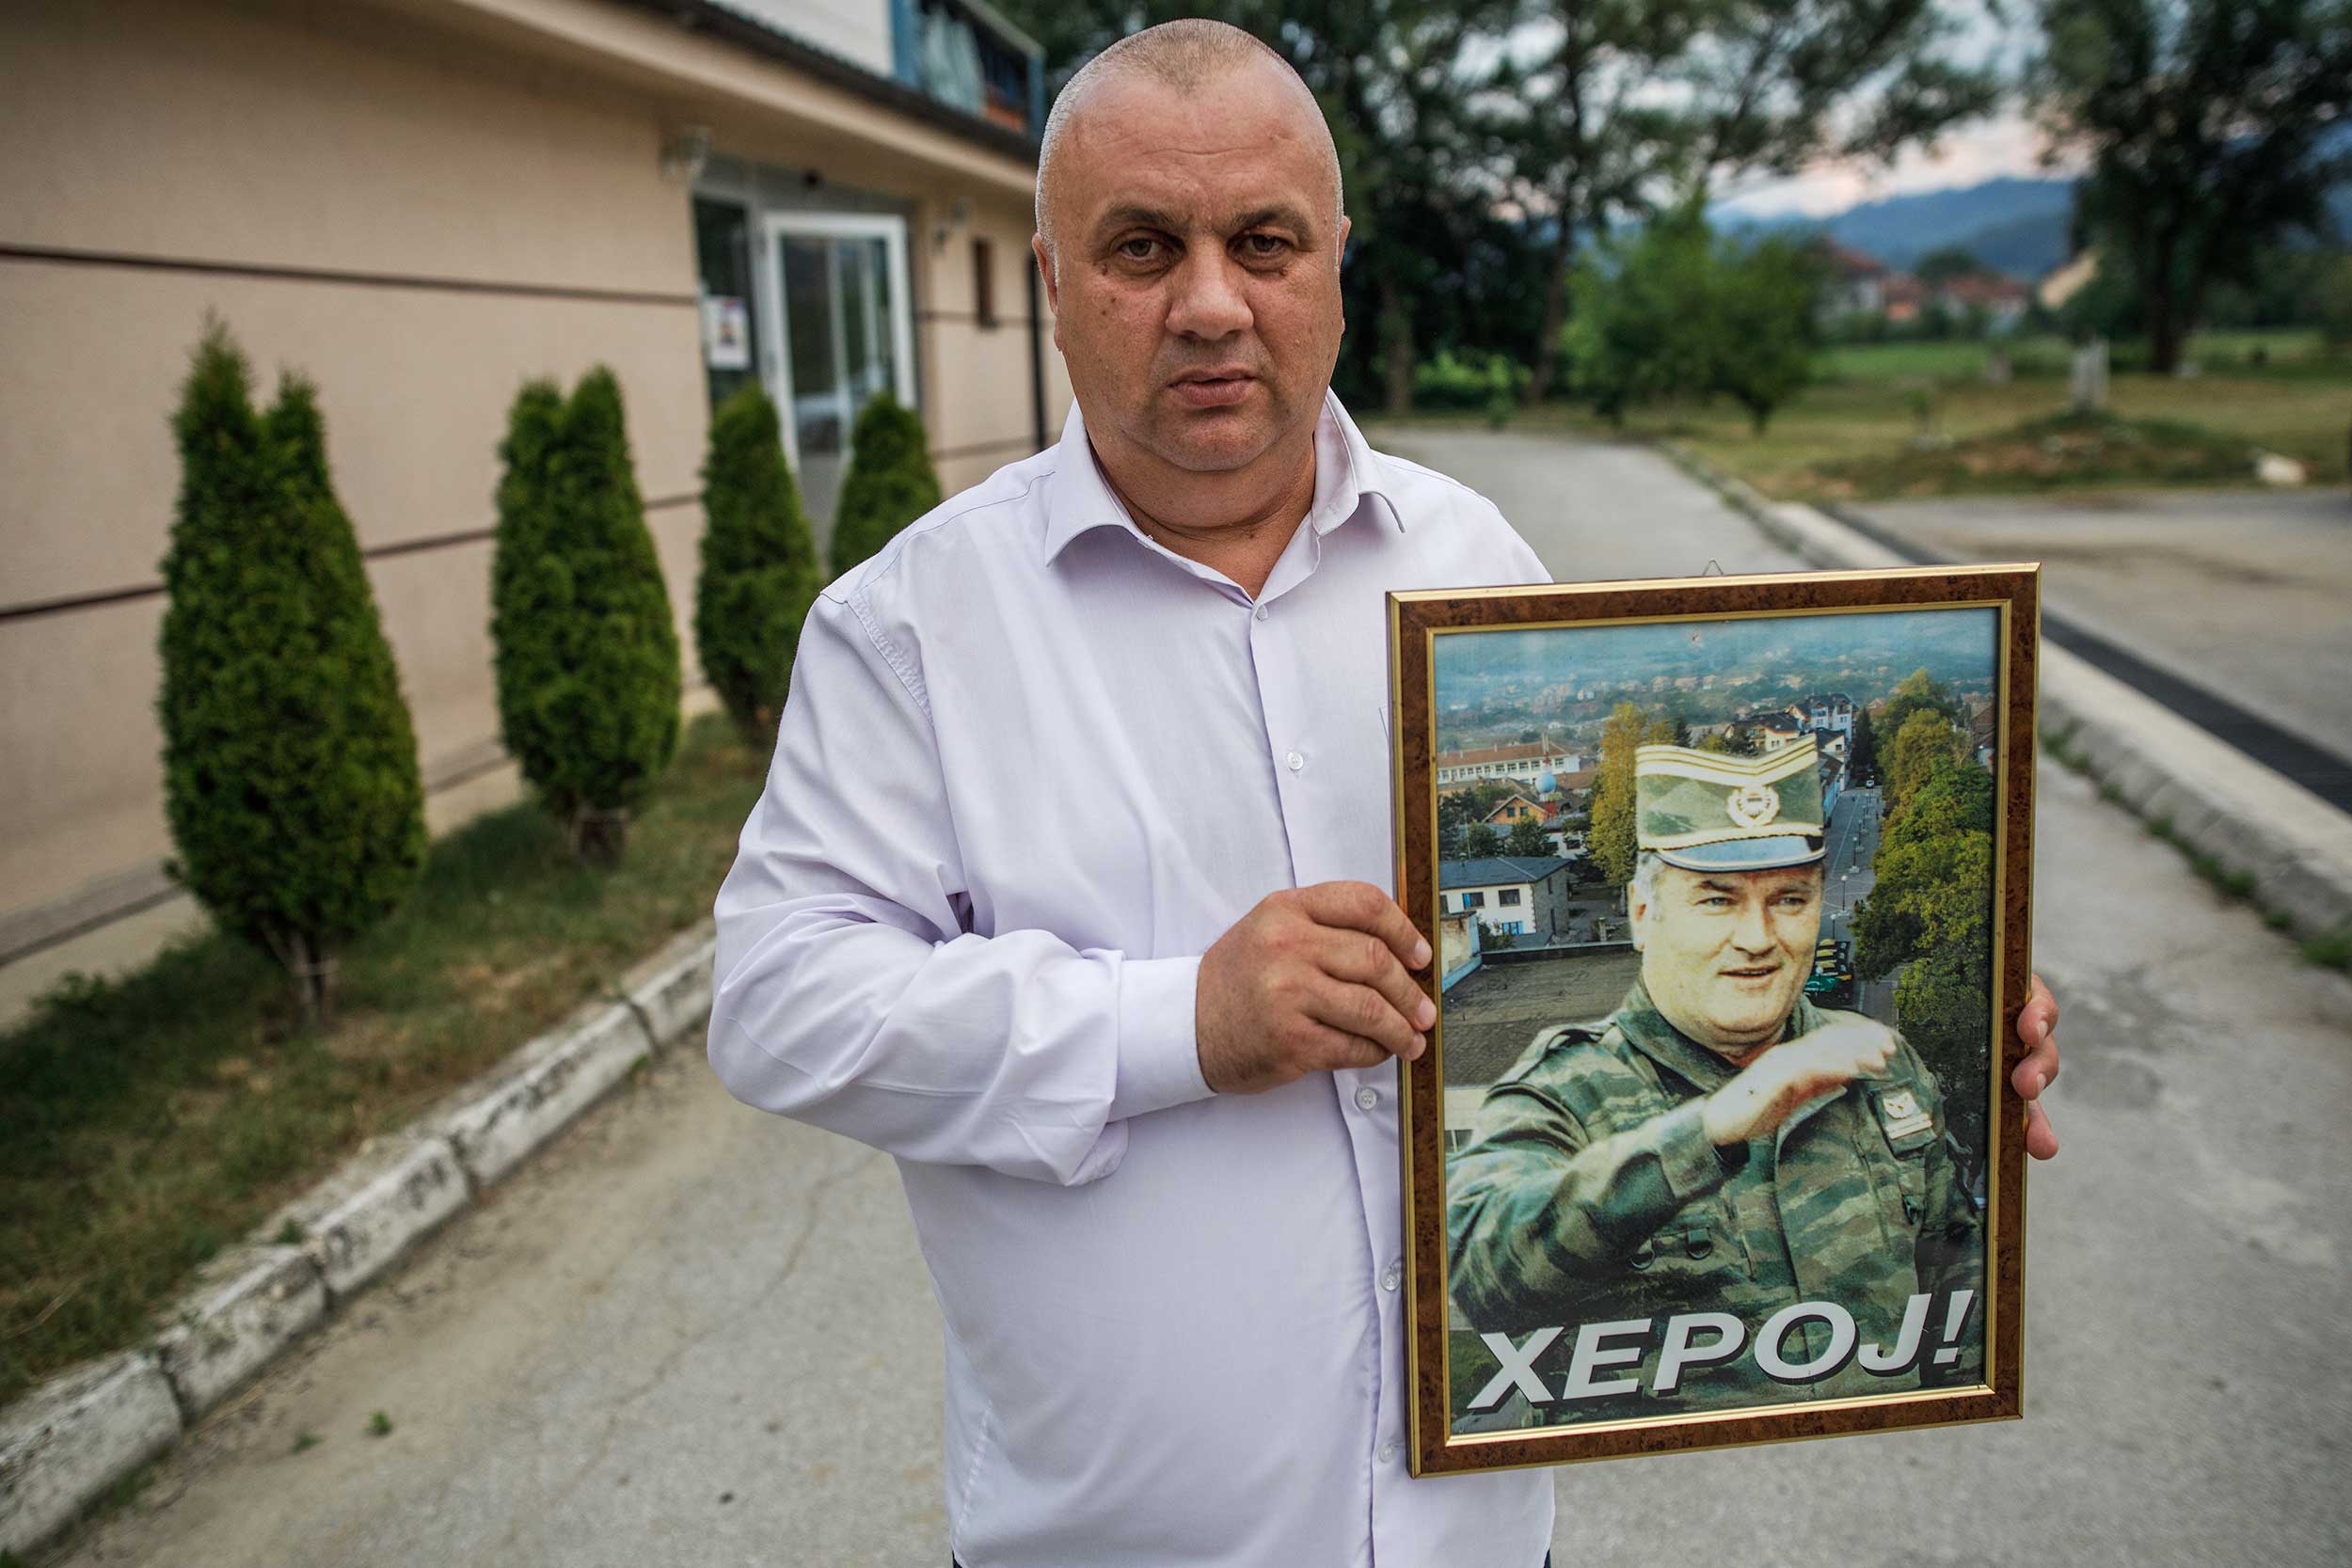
xmin=1169 ymin=368 xmax=1257 ymax=406
xmin=1719 ymin=965 xmax=1780 ymax=979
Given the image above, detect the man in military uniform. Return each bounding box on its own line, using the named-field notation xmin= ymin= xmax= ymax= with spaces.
xmin=1446 ymin=737 xmax=1982 ymax=1429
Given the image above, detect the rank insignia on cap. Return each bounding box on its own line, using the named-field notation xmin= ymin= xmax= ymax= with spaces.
xmin=1633 ymin=736 xmax=1828 ymax=872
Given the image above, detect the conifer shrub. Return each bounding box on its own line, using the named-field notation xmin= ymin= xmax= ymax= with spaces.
xmin=490 ymin=366 xmax=682 ymax=863
xmin=157 ymin=317 xmax=427 ymax=1026
xmin=693 ymin=384 xmax=822 ymax=746
xmin=827 ymin=393 xmax=943 ymax=578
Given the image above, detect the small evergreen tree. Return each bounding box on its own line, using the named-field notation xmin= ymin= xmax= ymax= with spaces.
xmin=157 ymin=317 xmax=426 ymax=1026
xmin=695 ymin=385 xmax=822 ymax=746
xmin=491 ymin=366 xmax=682 ymax=863
xmin=828 ymin=393 xmax=943 ymax=578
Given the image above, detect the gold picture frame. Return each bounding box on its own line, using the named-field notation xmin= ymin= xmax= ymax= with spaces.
xmin=1389 ymin=564 xmax=2039 ymax=1474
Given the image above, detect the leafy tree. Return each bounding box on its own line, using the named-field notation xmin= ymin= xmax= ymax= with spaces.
xmin=491 ymin=367 xmax=682 ymax=863
xmin=1885 ymin=709 xmax=1962 ymax=818
xmin=1710 ymin=232 xmax=1827 ymax=433
xmin=1504 ymin=817 xmax=1553 ymax=858
xmin=695 ymin=384 xmax=822 ymax=746
xmin=1502 ymin=0 xmax=1998 ymax=404
xmin=1880 ymin=667 xmax=1959 ymax=739
xmin=1850 ymin=706 xmax=1880 ymax=784
xmin=1564 ymin=207 xmax=1720 ymax=424
xmin=1463 ymin=822 xmax=1502 ymax=858
xmin=158 ymin=318 xmax=426 ymax=1026
xmin=1915 ymin=245 xmax=1985 ymax=284
xmin=828 ymin=393 xmax=944 ymax=579
xmin=1852 ymin=756 xmax=1996 ymax=1163
xmin=1698 ymin=732 xmax=1734 ymax=754
xmin=1587 ymin=702 xmax=1649 ymax=887
xmin=2033 ymin=0 xmax=2352 ymax=373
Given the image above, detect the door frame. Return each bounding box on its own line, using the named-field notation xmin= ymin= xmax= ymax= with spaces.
xmin=755 ymin=211 xmax=918 ymax=480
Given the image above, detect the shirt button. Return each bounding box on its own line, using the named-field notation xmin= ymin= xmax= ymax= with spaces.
xmin=1285 ymin=751 xmax=1304 ymax=772
xmin=1379 ymin=1442 xmax=1399 ymax=1465
xmin=1354 ymin=1085 xmax=1379 ymax=1111
xmin=1253 ymin=603 xmax=1268 ymax=621
xmin=1380 ymin=1259 xmax=1401 ymax=1292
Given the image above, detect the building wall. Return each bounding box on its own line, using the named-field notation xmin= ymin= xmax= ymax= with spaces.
xmin=0 ymin=0 xmax=1057 ymax=1017
xmin=718 ymin=0 xmax=896 ymax=76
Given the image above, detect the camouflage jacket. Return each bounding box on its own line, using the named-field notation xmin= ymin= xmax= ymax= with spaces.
xmin=1445 ymin=980 xmax=1982 ymax=1423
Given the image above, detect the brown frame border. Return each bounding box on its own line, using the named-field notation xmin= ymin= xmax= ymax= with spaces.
xmin=1389 ymin=563 xmax=2039 ymax=1474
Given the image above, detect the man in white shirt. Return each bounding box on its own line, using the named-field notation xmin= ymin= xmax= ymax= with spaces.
xmin=707 ymin=20 xmax=2062 ymax=1567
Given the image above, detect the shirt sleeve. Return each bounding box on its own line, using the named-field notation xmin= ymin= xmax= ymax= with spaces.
xmin=706 ymin=589 xmax=1213 ymax=1187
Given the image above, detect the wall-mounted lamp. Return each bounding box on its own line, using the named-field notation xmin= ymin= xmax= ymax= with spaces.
xmin=660 ymin=124 xmax=712 ymax=185
xmin=930 ymin=195 xmax=974 ymax=253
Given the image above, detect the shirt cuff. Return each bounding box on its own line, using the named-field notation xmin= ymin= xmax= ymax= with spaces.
xmin=1108 ymin=954 xmax=1213 ymax=1121
xmin=1652 ymin=1100 xmax=1728 ymax=1204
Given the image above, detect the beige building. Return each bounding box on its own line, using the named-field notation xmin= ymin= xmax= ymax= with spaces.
xmin=0 ymin=0 xmax=1073 ymax=1021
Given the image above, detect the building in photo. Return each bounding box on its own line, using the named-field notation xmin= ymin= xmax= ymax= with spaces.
xmin=1434 ymin=743 xmax=1581 ymax=788
xmin=1438 ymin=856 xmax=1577 ymax=942
xmin=1 ymin=0 xmax=1071 ymax=1021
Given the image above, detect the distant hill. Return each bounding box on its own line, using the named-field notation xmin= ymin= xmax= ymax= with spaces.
xmin=1720 ymin=176 xmax=2077 ymax=280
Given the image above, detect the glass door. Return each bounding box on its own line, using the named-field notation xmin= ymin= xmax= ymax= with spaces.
xmin=759 ymin=214 xmax=916 ymax=542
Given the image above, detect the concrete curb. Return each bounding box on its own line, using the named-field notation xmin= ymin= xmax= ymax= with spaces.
xmin=0 ymin=922 xmax=719 ymax=1558
xmin=1661 ymin=441 xmax=2352 ymax=943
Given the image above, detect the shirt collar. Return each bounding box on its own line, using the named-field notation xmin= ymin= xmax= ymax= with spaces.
xmin=1039 ymin=388 xmax=1403 ymax=564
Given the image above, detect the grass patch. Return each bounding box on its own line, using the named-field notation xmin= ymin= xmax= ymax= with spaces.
xmin=0 ymin=712 xmax=766 ymax=1406
xmin=2305 ymin=925 xmax=2352 ymax=975
xmin=1804 ymin=409 xmax=2265 ymax=499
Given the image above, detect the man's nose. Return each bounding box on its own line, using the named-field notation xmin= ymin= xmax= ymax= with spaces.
xmin=1165 ymin=249 xmax=1252 ymax=340
xmin=1730 ymin=900 xmax=1775 ymax=954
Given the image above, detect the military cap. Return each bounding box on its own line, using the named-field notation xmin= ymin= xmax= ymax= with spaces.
xmin=1634 ymin=736 xmax=1825 ymax=872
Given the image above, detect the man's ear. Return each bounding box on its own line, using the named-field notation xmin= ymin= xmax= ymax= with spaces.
xmin=1031 ymin=234 xmax=1061 ymax=352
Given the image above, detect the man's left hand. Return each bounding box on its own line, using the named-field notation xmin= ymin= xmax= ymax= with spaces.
xmin=2013 ymin=971 xmax=2061 ymax=1160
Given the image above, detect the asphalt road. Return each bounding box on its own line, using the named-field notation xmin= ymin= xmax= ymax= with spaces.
xmin=55 ymin=434 xmax=2352 ymax=1568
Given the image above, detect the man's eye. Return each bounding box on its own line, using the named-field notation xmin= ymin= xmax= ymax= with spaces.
xmin=1117 ymin=237 xmax=1166 ymax=262
xmin=1238 ymin=233 xmax=1290 ymax=259
xmin=1699 ymin=896 xmax=1733 ymax=909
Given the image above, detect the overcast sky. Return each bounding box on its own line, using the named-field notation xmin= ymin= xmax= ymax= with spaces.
xmin=1713 ymin=3 xmax=2083 ymax=217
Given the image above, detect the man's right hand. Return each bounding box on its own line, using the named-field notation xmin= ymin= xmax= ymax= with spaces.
xmin=1700 ymin=1016 xmax=1898 ymax=1146
xmin=1196 ymin=881 xmax=1436 ymax=1095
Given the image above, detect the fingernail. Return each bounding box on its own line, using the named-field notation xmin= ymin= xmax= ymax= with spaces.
xmin=1412 ymin=940 xmax=1432 ymax=968
xmin=1416 ymin=998 xmax=1437 ymax=1029
xmin=1410 ymin=1034 xmax=1426 ymax=1057
xmin=2032 ymin=1069 xmax=2048 ymax=1097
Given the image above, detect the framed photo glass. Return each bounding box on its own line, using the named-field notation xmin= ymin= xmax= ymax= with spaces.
xmin=1389 ymin=565 xmax=2038 ymax=1473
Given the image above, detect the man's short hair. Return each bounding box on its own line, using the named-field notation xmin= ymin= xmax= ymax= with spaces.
xmin=1033 ymin=19 xmax=1345 ymax=276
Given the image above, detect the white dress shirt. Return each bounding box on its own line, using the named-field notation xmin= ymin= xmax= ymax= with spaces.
xmin=708 ymin=392 xmax=1553 ymax=1567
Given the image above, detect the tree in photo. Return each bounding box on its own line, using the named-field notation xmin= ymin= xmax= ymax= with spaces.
xmin=1850 ymin=705 xmax=1881 ymax=784
xmin=2033 ymin=0 xmax=2352 ymax=373
xmin=1462 ymin=822 xmax=1502 ymax=859
xmin=695 ymin=383 xmax=823 ymax=747
xmin=491 ymin=366 xmax=683 ymax=863
xmin=1504 ymin=817 xmax=1552 ymax=858
xmin=1880 ymin=666 xmax=1959 ymax=739
xmin=1885 ymin=708 xmax=1963 ymax=818
xmin=828 ymin=393 xmax=944 ymax=579
xmin=1852 ymin=753 xmax=1996 ymax=1164
xmin=158 ymin=317 xmax=427 ymax=1026
xmin=1587 ymin=701 xmax=1649 ymax=888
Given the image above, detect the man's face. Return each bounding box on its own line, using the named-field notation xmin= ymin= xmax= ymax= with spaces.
xmin=1034 ymin=61 xmax=1346 ymax=481
xmin=1632 ymin=862 xmax=1824 ymax=1053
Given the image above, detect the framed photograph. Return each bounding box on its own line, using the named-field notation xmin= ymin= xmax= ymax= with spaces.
xmin=1388 ymin=564 xmax=2038 ymax=1474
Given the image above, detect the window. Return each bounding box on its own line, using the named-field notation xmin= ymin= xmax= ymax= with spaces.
xmin=1463 ymin=891 xmax=1486 ymax=908
xmin=973 ymin=236 xmax=996 ymax=326
xmin=1500 ymin=888 xmax=1522 ymax=907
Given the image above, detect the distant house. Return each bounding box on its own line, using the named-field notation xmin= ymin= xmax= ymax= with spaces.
xmin=1799 ymin=692 xmax=1857 ymax=737
xmin=1820 ymin=241 xmax=1889 ymax=317
xmin=1938 ymin=272 xmax=2032 ymax=334
xmin=1435 ymin=743 xmax=1581 ymax=787
xmin=1483 ymin=793 xmax=1548 ymax=828
xmin=1439 ymin=856 xmax=1577 ymax=942
xmin=1882 ymin=273 xmax=1928 ymax=325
